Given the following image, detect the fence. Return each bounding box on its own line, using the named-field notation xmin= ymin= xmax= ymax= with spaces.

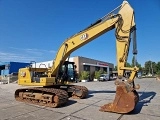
xmin=0 ymin=74 xmax=18 ymax=84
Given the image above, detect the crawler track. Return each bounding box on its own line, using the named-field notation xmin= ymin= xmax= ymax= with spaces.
xmin=69 ymin=85 xmax=88 ymax=99
xmin=15 ymin=85 xmax=88 ymax=108
xmin=15 ymin=87 xmax=68 ymax=108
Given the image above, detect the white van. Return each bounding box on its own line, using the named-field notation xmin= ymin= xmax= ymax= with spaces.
xmin=98 ymin=74 xmax=109 ymax=81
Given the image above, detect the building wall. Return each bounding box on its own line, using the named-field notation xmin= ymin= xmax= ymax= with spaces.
xmin=9 ymin=62 xmax=30 ymax=74
xmin=31 ymin=56 xmax=114 ymax=80
xmin=73 ymin=56 xmax=114 ymax=79
xmin=0 ymin=62 xmax=30 ymax=76
xmin=1 ymin=69 xmax=9 ymax=76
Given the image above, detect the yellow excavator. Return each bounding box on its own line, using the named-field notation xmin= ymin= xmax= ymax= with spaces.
xmin=15 ymin=1 xmax=140 ymax=114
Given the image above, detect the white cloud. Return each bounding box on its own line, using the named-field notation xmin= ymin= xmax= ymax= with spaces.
xmin=0 ymin=51 xmax=40 ymax=62
xmin=9 ymin=47 xmax=56 ymax=55
xmin=0 ymin=47 xmax=57 ymax=62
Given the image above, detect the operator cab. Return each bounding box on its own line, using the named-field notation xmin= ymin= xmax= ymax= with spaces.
xmin=57 ymin=61 xmax=77 ymax=83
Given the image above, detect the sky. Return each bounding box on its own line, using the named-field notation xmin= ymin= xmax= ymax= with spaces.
xmin=0 ymin=0 xmax=160 ymax=66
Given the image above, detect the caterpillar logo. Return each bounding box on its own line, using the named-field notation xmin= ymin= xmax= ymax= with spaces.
xmin=20 ymin=71 xmax=26 ymax=77
xmin=80 ymin=33 xmax=88 ymax=40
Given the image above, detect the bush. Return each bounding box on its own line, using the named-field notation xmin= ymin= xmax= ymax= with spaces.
xmin=80 ymin=71 xmax=90 ymax=80
xmin=94 ymin=70 xmax=103 ymax=79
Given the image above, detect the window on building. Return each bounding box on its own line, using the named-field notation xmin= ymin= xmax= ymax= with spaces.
xmin=83 ymin=65 xmax=90 ymax=71
xmin=109 ymin=68 xmax=112 ymax=72
xmin=103 ymin=67 xmax=107 ymax=73
xmin=95 ymin=66 xmax=100 ymax=71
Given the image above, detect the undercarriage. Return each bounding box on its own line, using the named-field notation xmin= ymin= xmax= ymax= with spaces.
xmin=15 ymin=85 xmax=88 ymax=107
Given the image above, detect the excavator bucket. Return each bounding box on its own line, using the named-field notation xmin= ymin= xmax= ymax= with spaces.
xmin=100 ymin=82 xmax=139 ymax=114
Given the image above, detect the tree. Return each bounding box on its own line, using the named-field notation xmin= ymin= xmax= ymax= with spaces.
xmin=131 ymin=56 xmax=142 ymax=71
xmin=114 ymin=65 xmax=117 ymax=71
xmin=152 ymin=62 xmax=157 ymax=74
xmin=157 ymin=71 xmax=160 ymax=76
xmin=144 ymin=61 xmax=151 ymax=74
xmin=141 ymin=67 xmax=146 ymax=75
xmin=126 ymin=62 xmax=131 ymax=67
xmin=131 ymin=56 xmax=141 ymax=67
xmin=156 ymin=61 xmax=160 ymax=74
xmin=144 ymin=61 xmax=156 ymax=75
xmin=137 ymin=63 xmax=142 ymax=71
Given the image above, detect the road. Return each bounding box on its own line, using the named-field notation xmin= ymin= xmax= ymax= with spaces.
xmin=0 ymin=78 xmax=160 ymax=120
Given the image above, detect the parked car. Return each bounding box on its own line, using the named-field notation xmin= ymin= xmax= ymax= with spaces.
xmin=98 ymin=74 xmax=109 ymax=81
xmin=110 ymin=76 xmax=117 ymax=80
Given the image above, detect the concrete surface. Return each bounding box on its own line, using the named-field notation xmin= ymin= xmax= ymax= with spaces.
xmin=0 ymin=78 xmax=160 ymax=120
